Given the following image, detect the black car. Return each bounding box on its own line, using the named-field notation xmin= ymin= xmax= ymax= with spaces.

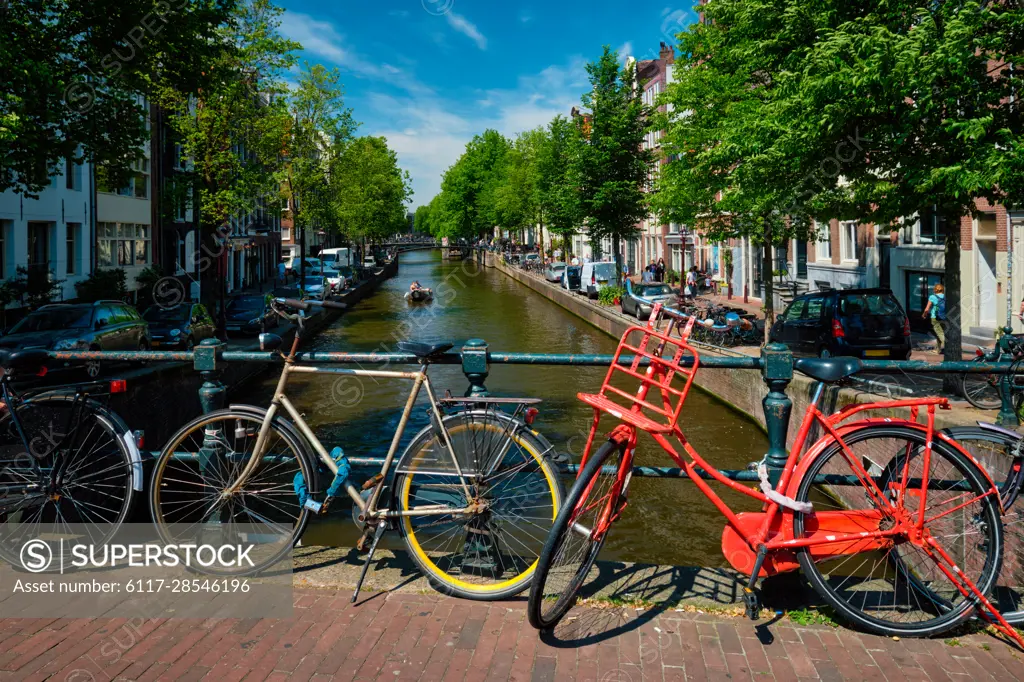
xmin=0 ymin=301 xmax=150 ymax=378
xmin=143 ymin=303 xmax=217 ymax=350
xmin=224 ymin=295 xmax=278 ymax=335
xmin=562 ymin=265 xmax=582 ymax=292
xmin=769 ymin=288 xmax=912 ymax=359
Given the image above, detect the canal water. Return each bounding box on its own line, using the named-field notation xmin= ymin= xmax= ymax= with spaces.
xmin=247 ymin=250 xmax=767 ymax=568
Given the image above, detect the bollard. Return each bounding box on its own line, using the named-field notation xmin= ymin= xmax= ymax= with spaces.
xmin=760 ymin=342 xmax=794 ymax=483
xmin=462 ymin=338 xmax=489 ymax=397
xmin=996 ymin=325 xmax=1020 ymax=427
xmin=194 ymin=337 xmax=227 ymax=414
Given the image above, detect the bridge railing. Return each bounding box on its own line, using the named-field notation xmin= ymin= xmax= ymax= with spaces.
xmin=47 ymin=335 xmax=1021 ymax=482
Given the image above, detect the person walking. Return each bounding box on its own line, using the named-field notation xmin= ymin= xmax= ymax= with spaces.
xmin=922 ymin=283 xmax=946 ymax=355
xmin=656 ymin=258 xmax=666 ymax=283
xmin=685 ymin=266 xmax=697 ymax=297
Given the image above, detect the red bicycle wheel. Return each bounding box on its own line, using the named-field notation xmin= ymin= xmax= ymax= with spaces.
xmin=527 ymin=438 xmax=630 ymax=630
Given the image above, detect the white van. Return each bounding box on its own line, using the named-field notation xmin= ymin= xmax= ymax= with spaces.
xmin=581 ymin=261 xmax=617 ymax=299
xmin=320 ymin=247 xmax=351 ymax=269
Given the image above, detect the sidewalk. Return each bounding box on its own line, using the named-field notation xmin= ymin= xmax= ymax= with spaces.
xmin=2 ymin=588 xmax=1019 ymax=681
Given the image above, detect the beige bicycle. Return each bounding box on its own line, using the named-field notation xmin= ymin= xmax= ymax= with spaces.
xmin=150 ymin=297 xmax=564 ymax=601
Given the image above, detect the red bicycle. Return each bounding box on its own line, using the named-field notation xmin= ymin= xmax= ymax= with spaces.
xmin=527 ymin=303 xmax=1024 ymax=645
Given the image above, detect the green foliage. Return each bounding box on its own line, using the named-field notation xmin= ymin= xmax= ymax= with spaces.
xmin=598 ymin=285 xmax=626 ymax=306
xmin=786 ymin=607 xmax=838 ymax=628
xmin=333 ymin=136 xmax=412 ymax=242
xmin=0 ymin=0 xmax=235 ymax=196
xmin=435 ymin=130 xmax=511 ymax=239
xmin=75 ymin=269 xmax=128 ymax=303
xmin=575 ymin=46 xmax=655 ymax=281
xmin=134 ymin=266 xmax=163 ymax=307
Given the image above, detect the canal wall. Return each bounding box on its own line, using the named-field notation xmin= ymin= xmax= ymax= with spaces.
xmin=475 ymin=249 xmax=984 ymax=458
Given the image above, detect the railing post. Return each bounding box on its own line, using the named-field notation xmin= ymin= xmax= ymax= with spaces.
xmin=996 ymin=326 xmax=1020 ymax=426
xmin=194 ymin=337 xmax=226 ymax=414
xmin=760 ymin=342 xmax=794 ymax=482
xmin=462 ymin=338 xmax=489 ymax=397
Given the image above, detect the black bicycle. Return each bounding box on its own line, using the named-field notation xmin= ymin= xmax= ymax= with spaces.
xmin=0 ymin=349 xmax=138 ymax=567
xmin=960 ymin=328 xmax=1024 ymax=411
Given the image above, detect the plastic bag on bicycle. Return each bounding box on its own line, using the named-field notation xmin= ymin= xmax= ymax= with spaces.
xmin=293 ymin=446 xmax=351 ymax=506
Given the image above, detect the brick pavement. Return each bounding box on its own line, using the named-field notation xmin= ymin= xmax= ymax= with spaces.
xmin=2 ymin=588 xmax=1022 ymax=681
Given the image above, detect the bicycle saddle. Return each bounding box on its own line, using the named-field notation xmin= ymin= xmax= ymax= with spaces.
xmin=397 ymin=341 xmax=454 ymax=359
xmin=0 ymin=348 xmax=49 ymax=375
xmin=794 ymin=356 xmax=862 ymax=383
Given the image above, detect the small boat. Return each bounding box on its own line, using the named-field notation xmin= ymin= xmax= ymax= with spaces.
xmin=405 ymin=289 xmax=433 ymax=303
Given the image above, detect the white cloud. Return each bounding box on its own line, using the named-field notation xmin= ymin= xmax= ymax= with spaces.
xmin=446 ymin=13 xmax=487 ymax=50
xmin=280 ymin=12 xmax=433 ymax=96
xmin=616 ymin=41 xmax=634 ymax=60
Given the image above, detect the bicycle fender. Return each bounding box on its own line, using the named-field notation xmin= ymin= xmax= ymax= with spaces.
xmin=973 ymin=421 xmax=1023 ymax=441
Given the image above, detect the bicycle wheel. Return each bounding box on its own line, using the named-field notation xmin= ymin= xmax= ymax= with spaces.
xmin=939 ymin=426 xmax=1024 ymax=623
xmin=527 ymin=438 xmax=627 ymax=630
xmin=960 ymin=360 xmax=1003 ymax=410
xmin=150 ymin=408 xmax=316 ymax=575
xmin=0 ymin=393 xmax=135 ymax=567
xmin=395 ymin=411 xmax=563 ymax=600
xmin=793 ymin=425 xmax=1003 ymax=637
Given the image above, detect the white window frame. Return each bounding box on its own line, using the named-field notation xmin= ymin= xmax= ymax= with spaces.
xmin=840 ymin=221 xmax=859 ymax=263
xmin=66 ymin=223 xmax=79 ymax=275
xmin=815 ymin=221 xmax=832 ymax=262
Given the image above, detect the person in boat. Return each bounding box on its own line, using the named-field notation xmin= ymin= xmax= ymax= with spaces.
xmin=409 ymin=281 xmax=433 ymax=297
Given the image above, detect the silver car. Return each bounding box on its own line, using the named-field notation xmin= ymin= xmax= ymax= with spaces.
xmin=621 ymin=283 xmax=677 ymax=320
xmin=544 ymin=262 xmax=566 ymax=282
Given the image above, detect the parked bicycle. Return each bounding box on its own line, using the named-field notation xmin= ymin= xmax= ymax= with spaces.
xmin=960 ymin=326 xmax=1024 ymax=412
xmin=0 ymin=350 xmax=140 ymax=567
xmin=527 ymin=301 xmax=1023 ymax=647
xmin=150 ymin=297 xmax=564 ymax=602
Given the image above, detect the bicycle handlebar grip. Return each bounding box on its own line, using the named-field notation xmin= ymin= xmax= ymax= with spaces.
xmin=318 ymin=300 xmax=347 ymax=310
xmin=281 ymin=298 xmax=311 ymax=311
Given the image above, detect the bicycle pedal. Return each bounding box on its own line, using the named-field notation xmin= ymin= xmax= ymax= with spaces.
xmin=742 ymin=588 xmax=761 ymax=621
xmin=362 ymin=473 xmax=384 ymax=491
xmin=356 ymin=527 xmax=374 ymax=553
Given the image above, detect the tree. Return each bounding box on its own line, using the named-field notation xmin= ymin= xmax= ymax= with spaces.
xmin=286 ymin=63 xmax=357 ymax=281
xmin=436 ymin=130 xmax=511 ymax=240
xmin=154 ymin=0 xmax=296 ymax=314
xmin=492 ymin=131 xmax=542 ymax=245
xmin=575 ymin=47 xmax=654 ymax=281
xmin=540 ymin=115 xmax=585 ymax=258
xmin=1 ymin=0 xmax=235 ymax=196
xmin=333 ymin=136 xmax=412 ymax=253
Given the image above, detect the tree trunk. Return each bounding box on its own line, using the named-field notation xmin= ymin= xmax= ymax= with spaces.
xmin=762 ymin=230 xmax=775 ymax=345
xmin=564 ymin=233 xmax=572 ymax=259
xmin=942 ymin=225 xmax=962 ymax=393
xmin=612 ymin=234 xmax=622 ymax=284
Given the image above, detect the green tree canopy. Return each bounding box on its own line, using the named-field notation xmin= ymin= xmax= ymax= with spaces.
xmin=333 ymin=136 xmax=412 ymax=244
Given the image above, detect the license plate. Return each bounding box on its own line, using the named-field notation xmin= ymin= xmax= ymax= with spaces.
xmin=598 ymin=280 xmax=608 ymax=285
xmin=150 ymin=341 xmax=161 ymax=347
xmin=864 ymin=350 xmax=889 ymax=357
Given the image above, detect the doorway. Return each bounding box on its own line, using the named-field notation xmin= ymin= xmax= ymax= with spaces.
xmin=879 ymin=240 xmax=891 ymax=290
xmin=977 ymin=240 xmax=998 ymax=328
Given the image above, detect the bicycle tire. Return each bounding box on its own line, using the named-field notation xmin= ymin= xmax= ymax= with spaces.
xmin=149 ymin=408 xmax=317 ymax=576
xmin=960 ymin=356 xmax=1003 ymax=410
xmin=527 ymin=438 xmax=627 ymax=630
xmin=937 ymin=426 xmax=1024 ymax=623
xmin=0 ymin=392 xmax=136 ymax=568
xmin=395 ymin=411 xmax=563 ymax=600
xmin=792 ymin=425 xmax=1003 ymax=637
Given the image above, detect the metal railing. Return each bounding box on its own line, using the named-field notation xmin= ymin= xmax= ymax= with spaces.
xmin=47 ymin=333 xmax=1022 ymax=484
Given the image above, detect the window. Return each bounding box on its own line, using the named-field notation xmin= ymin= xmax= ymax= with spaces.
xmin=840 ymin=221 xmax=859 ymax=262
xmin=65 ymin=156 xmax=82 ymax=191
xmin=0 ymin=221 xmax=7 ymax=279
xmin=917 ymin=206 xmax=949 ymax=245
xmin=815 ymin=221 xmax=831 ymax=261
xmin=782 ymin=298 xmax=806 ymax=321
xmin=66 ymin=223 xmax=79 ymax=275
xmin=98 ymin=222 xmax=149 ymax=267
xmin=99 ymin=156 xmax=149 ymax=198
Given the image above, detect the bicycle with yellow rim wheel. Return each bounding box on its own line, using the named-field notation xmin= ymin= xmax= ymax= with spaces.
xmin=149 ymin=297 xmax=563 ymax=602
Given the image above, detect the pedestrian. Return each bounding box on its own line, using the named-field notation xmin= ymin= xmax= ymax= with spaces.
xmin=656 ymin=258 xmax=666 ymax=283
xmin=641 ymin=261 xmax=654 ymax=284
xmin=685 ymin=267 xmax=697 ymax=297
xmin=922 ymin=283 xmax=946 ymax=355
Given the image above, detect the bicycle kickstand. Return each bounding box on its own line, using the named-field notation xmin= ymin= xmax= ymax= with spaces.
xmin=351 ymin=523 xmax=387 ymax=604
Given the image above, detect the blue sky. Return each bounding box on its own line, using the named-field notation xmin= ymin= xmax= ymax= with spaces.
xmin=277 ymin=1 xmax=697 ymax=206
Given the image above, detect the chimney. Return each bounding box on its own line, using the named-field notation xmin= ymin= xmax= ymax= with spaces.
xmin=659 ymin=42 xmax=675 ymax=63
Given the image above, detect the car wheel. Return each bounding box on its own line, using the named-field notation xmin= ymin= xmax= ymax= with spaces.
xmin=818 ymin=347 xmax=832 ymax=359
xmin=185 ymin=336 xmax=195 ymax=351
xmin=85 ymin=348 xmax=101 ymax=379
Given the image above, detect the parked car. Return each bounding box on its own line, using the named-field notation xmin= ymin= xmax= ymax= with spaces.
xmin=769 ymin=288 xmax=912 ymax=359
xmin=522 ymin=253 xmax=541 ymax=268
xmin=142 ymin=302 xmax=217 ymax=350
xmin=621 ymin=283 xmax=677 ymax=320
xmin=581 ymin=261 xmax=617 ymax=299
xmin=362 ymin=255 xmax=377 ymax=269
xmin=300 ymin=275 xmax=329 ymax=300
xmin=545 ymin=262 xmax=566 ymax=283
xmin=286 ymin=257 xmax=322 ymax=276
xmin=321 ymin=268 xmax=348 ymax=293
xmin=224 ymin=295 xmax=278 ymax=335
xmin=562 ymin=265 xmax=582 ymax=292
xmin=0 ymin=300 xmax=150 ymax=378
